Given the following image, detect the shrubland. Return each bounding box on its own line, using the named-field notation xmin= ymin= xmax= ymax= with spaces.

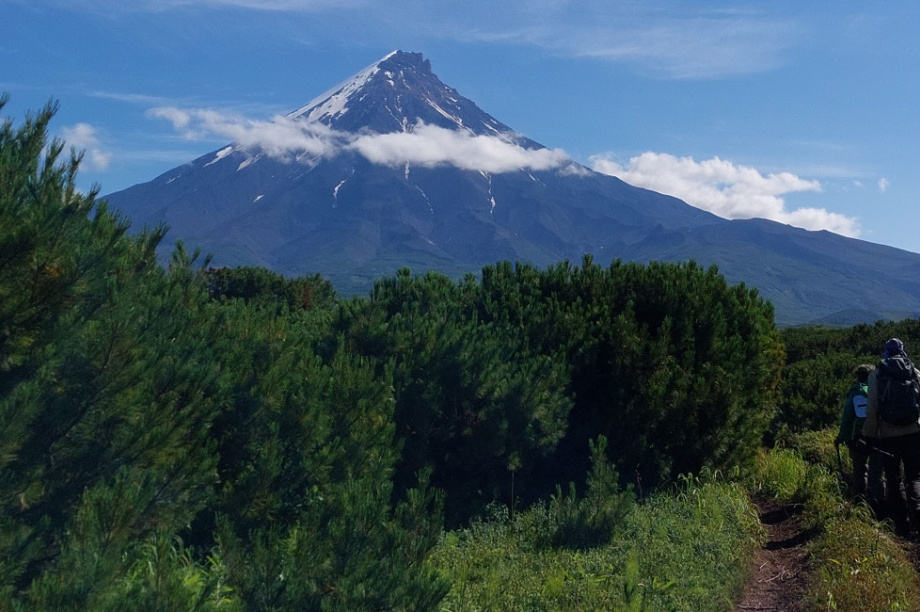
xmin=2 ymin=97 xmax=918 ymax=610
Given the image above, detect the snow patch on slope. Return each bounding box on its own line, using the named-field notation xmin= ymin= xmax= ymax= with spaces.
xmin=238 ymin=154 xmax=262 ymax=171
xmin=480 ymin=171 xmax=496 ymax=214
xmin=413 ymin=184 xmax=433 ymax=214
xmin=426 ymin=98 xmax=464 ymax=130
xmin=332 ymin=170 xmax=355 ymax=208
xmin=206 ymin=145 xmax=235 ymax=167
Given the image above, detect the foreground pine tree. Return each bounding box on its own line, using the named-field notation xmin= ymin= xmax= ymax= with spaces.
xmin=0 ymin=98 xmax=450 ymax=610
xmin=0 ymin=96 xmax=232 ymax=609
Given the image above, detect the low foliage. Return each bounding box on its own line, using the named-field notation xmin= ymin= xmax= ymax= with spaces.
xmin=202 ymin=265 xmax=336 ymax=312
xmin=812 ymin=515 xmax=920 ymax=612
xmin=538 ymin=437 xmax=635 ymax=550
xmin=333 ymin=257 xmax=783 ymax=523
xmin=431 ymin=473 xmax=761 ymax=611
xmin=750 ymin=447 xmax=920 ymax=611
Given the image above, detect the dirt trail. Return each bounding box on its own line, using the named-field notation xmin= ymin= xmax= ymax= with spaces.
xmin=736 ymin=500 xmax=816 ymax=612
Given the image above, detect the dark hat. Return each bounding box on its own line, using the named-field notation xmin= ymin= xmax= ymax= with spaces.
xmin=883 ymin=337 xmax=906 ymax=359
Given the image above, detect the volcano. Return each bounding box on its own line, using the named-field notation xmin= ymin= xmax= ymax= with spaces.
xmin=104 ymin=51 xmax=920 ymax=326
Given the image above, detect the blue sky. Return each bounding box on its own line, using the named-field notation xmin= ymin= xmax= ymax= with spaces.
xmin=5 ymin=1 xmax=920 ymax=253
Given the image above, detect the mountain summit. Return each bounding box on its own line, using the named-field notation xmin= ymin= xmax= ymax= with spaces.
xmin=287 ymin=51 xmax=522 ymax=139
xmin=105 ymin=51 xmax=920 ymax=326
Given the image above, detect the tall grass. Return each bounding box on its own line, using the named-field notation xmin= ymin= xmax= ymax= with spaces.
xmin=430 ymin=473 xmax=762 ymax=611
xmin=430 ymin=435 xmax=920 ymax=611
xmin=813 ymin=514 xmax=919 ymax=611
xmin=751 ymin=440 xmax=920 ymax=611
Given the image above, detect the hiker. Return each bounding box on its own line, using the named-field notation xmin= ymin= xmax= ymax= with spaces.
xmin=863 ymin=337 xmax=920 ymax=537
xmin=835 ymin=363 xmax=884 ymax=506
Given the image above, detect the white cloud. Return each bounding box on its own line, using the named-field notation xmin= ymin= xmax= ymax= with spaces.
xmin=61 ymin=123 xmax=112 ymax=171
xmin=90 ymin=90 xmax=176 ymax=106
xmin=146 ymin=108 xmax=861 ymax=236
xmin=147 ymin=107 xmax=343 ymax=160
xmin=148 ymin=107 xmax=192 ymax=131
xmin=351 ymin=123 xmax=572 ymax=172
xmin=205 ymin=0 xmax=354 ymax=8
xmin=149 ymin=107 xmax=574 ymax=174
xmin=878 ymin=178 xmax=889 ymax=193
xmin=591 ymin=152 xmax=860 ymax=237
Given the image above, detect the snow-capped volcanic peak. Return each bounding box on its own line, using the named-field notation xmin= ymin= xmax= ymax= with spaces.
xmin=284 ymin=50 xmax=526 ymax=140
xmin=288 ymin=51 xmax=396 ymax=124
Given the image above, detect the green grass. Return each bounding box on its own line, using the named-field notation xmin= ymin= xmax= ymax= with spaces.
xmin=750 ymin=440 xmax=920 ymax=611
xmin=812 ymin=514 xmax=919 ymax=611
xmin=429 ymin=440 xmax=920 ymax=611
xmin=430 ymin=473 xmax=763 ymax=612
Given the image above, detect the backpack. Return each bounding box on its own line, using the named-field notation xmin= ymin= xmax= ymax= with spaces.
xmin=852 ymin=384 xmax=869 ymax=419
xmin=876 ymin=356 xmax=920 ymax=426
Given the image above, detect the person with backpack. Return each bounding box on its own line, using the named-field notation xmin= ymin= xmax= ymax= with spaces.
xmin=836 ymin=363 xmax=884 ymax=506
xmin=863 ymin=337 xmax=920 ymax=537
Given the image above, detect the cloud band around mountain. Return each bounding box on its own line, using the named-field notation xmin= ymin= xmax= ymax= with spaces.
xmin=149 ymin=106 xmax=860 ymax=237
xmin=350 ymin=123 xmax=572 ymax=172
xmin=591 ymin=152 xmax=860 ymax=237
xmin=148 ymin=106 xmax=574 ymax=173
xmin=147 ymin=107 xmax=342 ymax=160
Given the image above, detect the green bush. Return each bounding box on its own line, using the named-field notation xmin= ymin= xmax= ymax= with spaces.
xmin=778 ymin=428 xmax=841 ymax=476
xmin=774 ymin=320 xmax=920 ymax=440
xmin=0 ymin=97 xmax=225 ymax=604
xmin=334 ymin=258 xmax=784 ymax=524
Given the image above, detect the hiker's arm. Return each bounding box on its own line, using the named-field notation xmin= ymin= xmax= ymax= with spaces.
xmin=836 ymin=392 xmax=854 ymax=444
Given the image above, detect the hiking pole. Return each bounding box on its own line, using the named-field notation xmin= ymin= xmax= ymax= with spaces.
xmin=835 ymin=442 xmax=845 ymax=481
xmin=856 ymin=436 xmax=895 ymax=458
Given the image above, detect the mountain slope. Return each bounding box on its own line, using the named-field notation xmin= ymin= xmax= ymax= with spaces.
xmin=104 ymin=51 xmax=920 ymax=326
xmin=622 ymin=218 xmax=920 ymax=325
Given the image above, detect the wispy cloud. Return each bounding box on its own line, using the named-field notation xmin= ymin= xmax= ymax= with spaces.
xmin=385 ymin=2 xmax=803 ymax=79
xmin=56 ymin=1 xmax=802 ymax=79
xmin=878 ymin=178 xmax=890 ymax=193
xmin=591 ymin=152 xmax=860 ymax=237
xmin=90 ymin=90 xmax=177 ymax=106
xmin=148 ymin=106 xmax=575 ymax=173
xmin=51 ymin=0 xmax=357 ymax=11
xmin=567 ymin=17 xmax=799 ymax=79
xmin=60 ymin=123 xmax=112 ymax=171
